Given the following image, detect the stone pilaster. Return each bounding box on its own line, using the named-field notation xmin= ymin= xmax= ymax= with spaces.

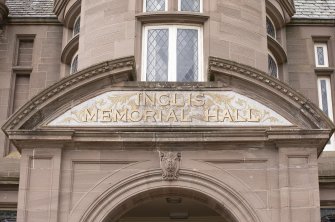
xmin=17 ymin=148 xmax=62 ymax=222
xmin=278 ymin=146 xmax=320 ymax=222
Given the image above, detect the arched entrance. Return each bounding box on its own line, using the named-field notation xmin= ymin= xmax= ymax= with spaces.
xmin=115 ymin=188 xmax=236 ymax=222
xmin=71 ymin=169 xmax=263 ymax=222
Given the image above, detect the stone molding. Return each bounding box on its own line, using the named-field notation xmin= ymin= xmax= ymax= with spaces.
xmin=278 ymin=0 xmax=295 ymax=17
xmin=63 ymin=0 xmax=80 ymax=28
xmin=71 ymin=169 xmax=263 ymax=222
xmin=6 ymin=17 xmax=61 ymax=25
xmin=61 ymin=34 xmax=79 ymax=64
xmin=267 ymin=35 xmax=287 ymax=64
xmin=288 ymin=18 xmax=335 ymax=26
xmin=2 ymin=56 xmax=334 ymax=155
xmin=2 ymin=56 xmax=136 ymax=131
xmin=136 ymin=12 xmax=209 ymax=24
xmin=208 ymin=56 xmax=335 ymax=130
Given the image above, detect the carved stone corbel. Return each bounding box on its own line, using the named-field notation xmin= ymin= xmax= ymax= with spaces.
xmin=160 ymin=152 xmax=181 ymax=181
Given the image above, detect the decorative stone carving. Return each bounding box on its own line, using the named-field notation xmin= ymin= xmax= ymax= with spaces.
xmin=160 ymin=152 xmax=181 ymax=181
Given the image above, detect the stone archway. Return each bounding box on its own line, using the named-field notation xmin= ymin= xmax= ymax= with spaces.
xmin=70 ymin=169 xmax=263 ymax=222
xmin=109 ymin=188 xmax=237 ymax=222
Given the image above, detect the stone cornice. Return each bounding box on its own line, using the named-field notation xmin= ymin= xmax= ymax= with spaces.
xmin=6 ymin=17 xmax=61 ymax=25
xmin=288 ymin=18 xmax=335 ymax=26
xmin=278 ymin=0 xmax=295 ymax=18
xmin=136 ymin=12 xmax=209 ymax=24
xmin=208 ymin=57 xmax=335 ymax=130
xmin=6 ymin=128 xmax=332 ymax=155
xmin=2 ymin=56 xmax=136 ymax=132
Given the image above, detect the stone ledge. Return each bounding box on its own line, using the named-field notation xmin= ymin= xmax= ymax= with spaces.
xmin=61 ymin=34 xmax=79 ymax=64
xmin=136 ymin=12 xmax=209 ymax=24
xmin=267 ymin=35 xmax=287 ymax=64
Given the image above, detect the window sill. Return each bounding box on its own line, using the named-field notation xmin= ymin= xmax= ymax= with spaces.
xmin=12 ymin=66 xmax=33 ymax=73
xmin=136 ymin=12 xmax=209 ymax=24
xmin=267 ymin=35 xmax=287 ymax=64
xmin=61 ymin=34 xmax=79 ymax=64
xmin=315 ymin=67 xmax=334 ymax=75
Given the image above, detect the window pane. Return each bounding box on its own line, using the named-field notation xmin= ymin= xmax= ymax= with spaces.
xmin=146 ymin=0 xmax=166 ymax=12
xmin=317 ymin=46 xmax=325 ymax=66
xmin=73 ymin=16 xmax=80 ymax=36
xmin=266 ymin=17 xmax=276 ymax=38
xmin=177 ymin=29 xmax=198 ymax=82
xmin=0 ymin=210 xmax=17 ymax=221
xmin=321 ymin=208 xmax=335 ymax=222
xmin=180 ymin=0 xmax=200 ymax=12
xmin=146 ymin=29 xmax=169 ymax=81
xmin=268 ymin=55 xmax=278 ymax=78
xmin=321 ymin=79 xmax=329 ymax=116
xmin=71 ymin=55 xmax=78 ymax=74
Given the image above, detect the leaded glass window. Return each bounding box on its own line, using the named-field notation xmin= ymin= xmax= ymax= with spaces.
xmin=314 ymin=43 xmax=329 ymax=67
xmin=179 ymin=0 xmax=201 ymax=12
xmin=70 ymin=54 xmax=78 ymax=74
xmin=266 ymin=17 xmax=276 ymax=38
xmin=143 ymin=25 xmax=202 ymax=82
xmin=318 ymin=77 xmax=334 ymax=150
xmin=177 ymin=29 xmax=198 ymax=81
xmin=146 ymin=29 xmax=169 ymax=81
xmin=322 ymin=208 xmax=335 ymax=222
xmin=268 ymin=54 xmax=278 ymax=78
xmin=73 ymin=16 xmax=80 ymax=37
xmin=145 ymin=0 xmax=167 ymax=12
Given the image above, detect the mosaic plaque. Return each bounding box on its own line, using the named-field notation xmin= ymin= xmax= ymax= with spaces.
xmin=48 ymin=91 xmax=292 ymax=127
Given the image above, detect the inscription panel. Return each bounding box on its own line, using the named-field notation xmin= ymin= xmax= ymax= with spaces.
xmin=48 ymin=91 xmax=292 ymax=127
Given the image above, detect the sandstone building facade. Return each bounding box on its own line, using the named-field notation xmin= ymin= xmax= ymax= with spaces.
xmin=0 ymin=0 xmax=335 ymax=221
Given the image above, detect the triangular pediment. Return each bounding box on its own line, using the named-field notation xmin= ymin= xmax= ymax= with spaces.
xmin=47 ymin=90 xmax=292 ymax=127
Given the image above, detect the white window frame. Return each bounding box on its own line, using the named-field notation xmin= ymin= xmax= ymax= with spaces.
xmin=178 ymin=0 xmax=203 ymax=13
xmin=314 ymin=43 xmax=329 ymax=68
xmin=268 ymin=52 xmax=278 ymax=79
xmin=143 ymin=0 xmax=168 ymax=12
xmin=73 ymin=16 xmax=80 ymax=37
xmin=70 ymin=52 xmax=79 ymax=75
xmin=317 ymin=77 xmax=334 ymax=151
xmin=141 ymin=25 xmax=203 ymax=82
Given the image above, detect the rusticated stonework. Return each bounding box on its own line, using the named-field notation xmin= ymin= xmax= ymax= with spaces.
xmin=160 ymin=152 xmax=181 ymax=181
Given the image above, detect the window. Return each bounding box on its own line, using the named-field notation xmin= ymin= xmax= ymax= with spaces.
xmin=73 ymin=16 xmax=80 ymax=37
xmin=268 ymin=54 xmax=278 ymax=78
xmin=321 ymin=208 xmax=335 ymax=222
xmin=0 ymin=210 xmax=17 ymax=222
xmin=314 ymin=43 xmax=329 ymax=67
xmin=179 ymin=0 xmax=202 ymax=12
xmin=142 ymin=25 xmax=203 ymax=82
xmin=318 ymin=77 xmax=334 ymax=151
xmin=16 ymin=38 xmax=34 ymax=67
xmin=70 ymin=53 xmax=78 ymax=74
xmin=266 ymin=16 xmax=276 ymax=39
xmin=144 ymin=0 xmax=167 ymax=12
